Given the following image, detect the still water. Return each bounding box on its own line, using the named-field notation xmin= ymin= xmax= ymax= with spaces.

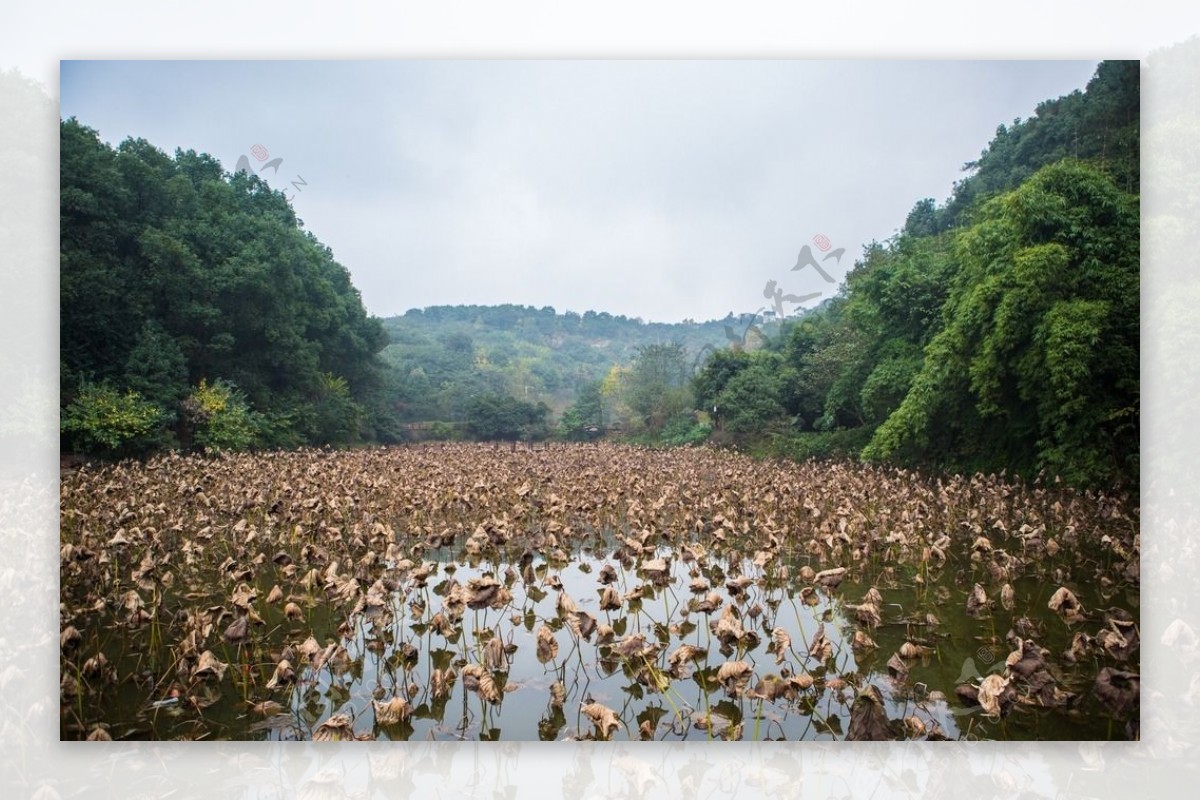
xmin=85 ymin=529 xmax=1129 ymax=742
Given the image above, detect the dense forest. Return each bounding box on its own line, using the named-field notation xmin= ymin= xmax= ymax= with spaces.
xmin=689 ymin=60 xmax=1140 ymax=488
xmin=60 ymin=60 xmax=1138 ymax=490
xmin=60 ymin=119 xmax=401 ymax=455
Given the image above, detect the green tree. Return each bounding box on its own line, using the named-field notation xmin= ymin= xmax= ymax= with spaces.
xmin=309 ymin=373 xmax=365 ymax=446
xmin=942 ymin=60 xmax=1139 ymax=226
xmin=692 ymin=349 xmax=751 ymax=414
xmin=60 ymin=118 xmax=394 ymax=454
xmin=559 ymin=380 xmax=605 ymax=440
xmin=902 ymin=197 xmax=942 ymax=238
xmin=713 ymin=352 xmax=794 ymax=437
xmin=466 ymin=393 xmax=550 ymax=441
xmin=864 ymin=160 xmax=1138 ymax=487
xmin=626 ymin=342 xmax=692 ymax=435
xmin=123 ymin=319 xmax=188 ymax=427
xmin=778 ymin=309 xmax=839 ymax=430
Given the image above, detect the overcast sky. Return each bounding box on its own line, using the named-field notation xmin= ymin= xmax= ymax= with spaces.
xmin=60 ymin=60 xmax=1099 ymax=323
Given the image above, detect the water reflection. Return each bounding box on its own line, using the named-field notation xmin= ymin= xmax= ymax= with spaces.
xmin=60 ymin=445 xmax=1137 ymax=742
xmin=93 ymin=531 xmax=1107 ymax=741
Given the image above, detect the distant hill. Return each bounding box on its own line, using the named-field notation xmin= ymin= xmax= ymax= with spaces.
xmin=378 ymin=303 xmax=808 ymax=421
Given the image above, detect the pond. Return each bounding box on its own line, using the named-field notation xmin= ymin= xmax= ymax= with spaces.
xmin=59 ymin=444 xmax=1140 ymax=741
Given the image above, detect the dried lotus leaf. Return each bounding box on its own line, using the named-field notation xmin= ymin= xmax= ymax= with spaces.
xmin=372 ymin=696 xmax=412 ymax=725
xmin=313 ymin=713 xmax=355 ymax=741
xmin=581 ymin=702 xmax=621 ymax=739
xmin=265 ymin=659 xmax=295 ymax=689
xmin=1048 ymin=586 xmax=1085 ymax=624
xmin=191 ymin=650 xmax=228 ymax=682
xmin=977 ymin=674 xmax=1012 ymax=717
xmin=536 ymin=625 xmax=559 ymax=663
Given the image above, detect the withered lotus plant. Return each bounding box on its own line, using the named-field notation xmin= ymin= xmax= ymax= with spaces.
xmin=581 ymin=701 xmax=622 ymax=740
xmin=313 ymin=713 xmax=356 ymax=741
xmin=265 ymin=659 xmax=295 ymax=689
xmin=59 ymin=442 xmax=1138 ymax=741
xmin=372 ymin=696 xmax=412 ymax=726
xmin=536 ymin=625 xmax=559 ymax=664
xmin=1048 ymin=587 xmax=1085 ymax=625
xmin=716 ymin=660 xmax=753 ymax=698
xmin=846 ymin=685 xmax=894 ymax=741
xmin=461 ymin=664 xmax=501 ymax=704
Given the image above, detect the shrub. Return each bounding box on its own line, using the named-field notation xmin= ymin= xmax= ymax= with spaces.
xmin=61 ymin=383 xmax=166 ymax=458
xmin=660 ymin=412 xmax=712 ymax=447
xmin=429 ymin=421 xmax=461 ymax=441
xmin=183 ymin=379 xmax=262 ymax=452
xmin=777 ymin=428 xmax=874 ymax=462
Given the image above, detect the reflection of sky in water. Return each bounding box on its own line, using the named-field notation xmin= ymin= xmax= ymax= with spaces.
xmin=240 ymin=538 xmax=984 ymax=742
xmin=243 ymin=541 xmax=950 ymax=743
xmin=94 ymin=515 xmax=1127 ymax=744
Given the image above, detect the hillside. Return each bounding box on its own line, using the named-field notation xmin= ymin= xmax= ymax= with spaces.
xmin=378 ymin=303 xmax=806 ymax=422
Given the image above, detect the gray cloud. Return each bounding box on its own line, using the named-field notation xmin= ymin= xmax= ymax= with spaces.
xmin=61 ymin=59 xmax=1099 ymax=322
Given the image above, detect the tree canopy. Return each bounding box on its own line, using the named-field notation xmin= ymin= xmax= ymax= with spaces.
xmin=863 ymin=160 xmax=1138 ymax=486
xmin=61 ymin=118 xmax=397 ymax=456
